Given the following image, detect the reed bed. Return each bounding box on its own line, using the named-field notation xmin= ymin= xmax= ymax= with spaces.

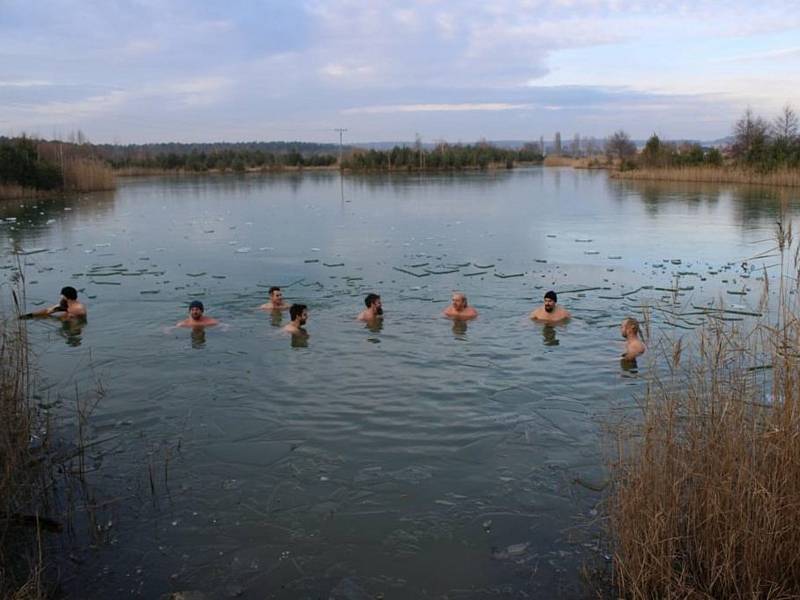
xmin=0 ymin=184 xmax=36 ymax=200
xmin=62 ymin=157 xmax=116 ymax=192
xmin=0 ymin=282 xmax=47 ymax=598
xmin=611 ymin=165 xmax=800 ymax=187
xmin=608 ymin=220 xmax=800 ymax=597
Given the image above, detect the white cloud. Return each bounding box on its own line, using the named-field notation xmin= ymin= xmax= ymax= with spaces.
xmin=30 ymin=90 xmax=131 ymax=119
xmin=714 ymin=46 xmax=800 ymax=63
xmin=342 ymin=102 xmax=536 ymax=114
xmin=0 ymin=80 xmax=52 ymax=87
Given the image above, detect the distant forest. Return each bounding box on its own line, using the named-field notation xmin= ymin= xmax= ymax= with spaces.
xmin=97 ymin=141 xmax=342 ymax=171
xmin=342 ymin=143 xmax=543 ymax=170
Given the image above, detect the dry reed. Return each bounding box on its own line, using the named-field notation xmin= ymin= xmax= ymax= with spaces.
xmin=0 ymin=275 xmax=47 ymax=598
xmin=62 ymin=157 xmax=116 ymax=192
xmin=608 ymin=217 xmax=800 ymax=597
xmin=611 ymin=166 xmax=800 ymax=187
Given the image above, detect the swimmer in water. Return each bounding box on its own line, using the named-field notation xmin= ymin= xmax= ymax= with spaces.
xmin=283 ymin=303 xmax=309 ymax=336
xmin=27 ymin=286 xmax=87 ymax=320
xmin=357 ymin=293 xmax=383 ymax=322
xmin=176 ymin=300 xmax=219 ymax=328
xmin=621 ymin=317 xmax=646 ymax=360
xmin=530 ymin=290 xmax=570 ymax=323
xmin=442 ymin=292 xmax=478 ymax=320
xmin=260 ymin=286 xmax=289 ymax=311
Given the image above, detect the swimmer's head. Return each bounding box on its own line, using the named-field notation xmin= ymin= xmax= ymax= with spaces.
xmin=268 ymin=286 xmax=283 ymax=304
xmin=622 ymin=317 xmax=640 ymax=338
xmin=544 ymin=290 xmax=557 ymax=313
xmin=60 ymin=286 xmax=78 ymax=301
xmin=364 ymin=293 xmax=383 ymax=315
xmin=188 ymin=300 xmax=204 ymax=320
xmin=290 ymin=303 xmax=308 ymax=325
xmin=451 ymin=292 xmax=467 ymax=310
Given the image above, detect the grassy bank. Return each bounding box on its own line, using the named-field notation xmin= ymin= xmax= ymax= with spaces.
xmin=610 ymin=165 xmax=800 ymax=187
xmin=544 ymin=155 xmax=607 ymax=169
xmin=608 ymin=221 xmax=800 ymax=596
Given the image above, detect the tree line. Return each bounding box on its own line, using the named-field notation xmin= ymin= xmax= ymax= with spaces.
xmin=605 ymin=105 xmax=800 ymax=171
xmin=0 ymin=136 xmax=63 ymax=190
xmin=341 ymin=142 xmax=543 ymax=170
xmin=0 ymin=136 xmax=116 ymax=193
xmin=110 ymin=148 xmax=337 ymax=171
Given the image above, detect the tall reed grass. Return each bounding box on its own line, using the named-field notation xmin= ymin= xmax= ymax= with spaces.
xmin=62 ymin=158 xmax=115 ymax=192
xmin=611 ymin=165 xmax=800 ymax=187
xmin=608 ymin=217 xmax=800 ymax=597
xmin=0 ymin=278 xmax=47 ymax=598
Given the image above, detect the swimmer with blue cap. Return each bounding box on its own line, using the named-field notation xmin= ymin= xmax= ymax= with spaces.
xmin=177 ymin=300 xmax=219 ymax=328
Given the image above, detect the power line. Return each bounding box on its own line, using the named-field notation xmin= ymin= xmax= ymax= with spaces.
xmin=334 ymin=128 xmax=348 ymax=168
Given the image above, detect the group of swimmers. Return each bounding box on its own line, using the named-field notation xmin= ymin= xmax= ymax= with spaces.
xmin=23 ymin=286 xmax=646 ymax=360
xmin=25 ymin=285 xmax=647 ymax=360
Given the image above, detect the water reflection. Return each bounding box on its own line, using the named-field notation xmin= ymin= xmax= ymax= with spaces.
xmin=542 ymin=324 xmax=560 ymax=346
xmin=190 ymin=327 xmax=206 ymax=349
xmin=290 ymin=332 xmax=309 ymax=348
xmin=364 ymin=318 xmax=383 ymax=334
xmin=59 ymin=318 xmax=85 ymax=347
xmin=269 ymin=311 xmax=284 ymax=327
xmin=620 ymin=357 xmax=639 ymax=373
xmin=451 ymin=319 xmax=468 ymax=338
xmin=609 ymin=178 xmax=800 ymax=227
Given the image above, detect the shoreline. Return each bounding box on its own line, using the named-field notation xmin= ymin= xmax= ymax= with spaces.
xmin=114 ymin=161 xmax=544 ymax=178
xmin=610 ymin=165 xmax=800 ymax=188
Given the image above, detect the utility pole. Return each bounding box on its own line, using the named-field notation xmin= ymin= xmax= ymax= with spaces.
xmin=334 ymin=128 xmax=348 ymax=168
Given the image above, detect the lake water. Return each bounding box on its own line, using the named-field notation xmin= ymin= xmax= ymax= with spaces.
xmin=1 ymin=168 xmax=798 ymax=598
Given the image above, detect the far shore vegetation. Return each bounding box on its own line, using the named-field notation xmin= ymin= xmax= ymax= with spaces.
xmin=2 ymin=104 xmax=799 ymax=200
xmin=0 ymin=136 xmax=115 ymax=200
xmin=605 ymin=105 xmax=800 ymax=186
xmin=340 ymin=141 xmax=543 ymax=170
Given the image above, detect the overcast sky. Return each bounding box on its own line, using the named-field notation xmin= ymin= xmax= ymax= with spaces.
xmin=1 ymin=0 xmax=799 ymax=144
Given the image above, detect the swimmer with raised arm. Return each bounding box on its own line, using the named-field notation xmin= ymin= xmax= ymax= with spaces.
xmin=530 ymin=290 xmax=570 ymax=323
xmin=442 ymin=292 xmax=478 ymax=320
xmin=621 ymin=317 xmax=646 ymax=360
xmin=260 ymin=286 xmax=289 ymax=311
xmin=357 ymin=293 xmax=383 ymax=322
xmin=283 ymin=303 xmax=309 ymax=336
xmin=177 ymin=300 xmax=219 ymax=328
xmin=27 ymin=286 xmax=87 ymax=320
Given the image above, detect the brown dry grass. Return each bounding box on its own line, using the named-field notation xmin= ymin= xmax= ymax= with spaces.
xmin=0 ymin=277 xmax=46 ymax=599
xmin=608 ymin=218 xmax=800 ymax=598
xmin=544 ymin=155 xmax=608 ymax=169
xmin=543 ymin=155 xmax=581 ymax=167
xmin=611 ymin=165 xmax=800 ymax=187
xmin=62 ymin=157 xmax=116 ymax=192
xmin=0 ymin=184 xmax=37 ymax=200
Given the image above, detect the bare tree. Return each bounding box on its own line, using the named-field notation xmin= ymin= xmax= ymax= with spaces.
xmin=772 ymin=104 xmax=798 ymax=142
xmin=732 ymin=108 xmax=769 ymax=161
xmin=570 ymin=133 xmax=581 ymax=157
xmin=605 ymin=130 xmax=637 ymax=162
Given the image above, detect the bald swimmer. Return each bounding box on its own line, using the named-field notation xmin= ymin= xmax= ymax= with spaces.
xmin=442 ymin=292 xmax=478 ymax=320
